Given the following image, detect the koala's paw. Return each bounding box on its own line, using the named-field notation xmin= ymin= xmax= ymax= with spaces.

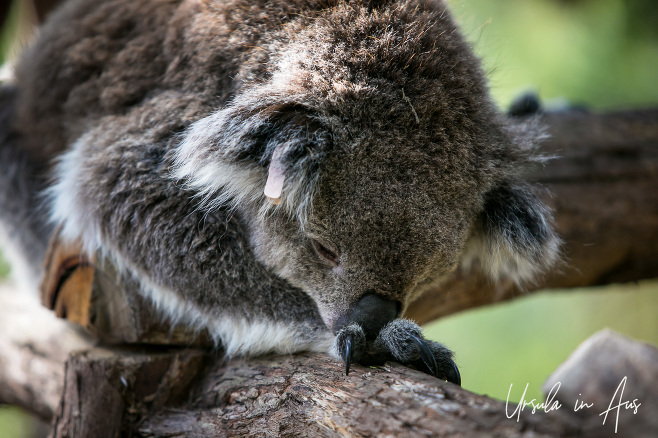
xmin=335 ymin=319 xmax=461 ymax=386
xmin=335 ymin=323 xmax=366 ymax=375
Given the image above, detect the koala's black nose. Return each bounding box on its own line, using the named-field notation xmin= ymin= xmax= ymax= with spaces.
xmin=336 ymin=293 xmax=401 ymax=340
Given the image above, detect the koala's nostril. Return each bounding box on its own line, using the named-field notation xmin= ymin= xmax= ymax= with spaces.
xmin=337 ymin=293 xmax=401 ymax=340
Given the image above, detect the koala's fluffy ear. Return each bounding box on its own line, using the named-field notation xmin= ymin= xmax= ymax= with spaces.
xmin=172 ymin=95 xmax=330 ymax=222
xmin=463 ymin=182 xmax=560 ymax=284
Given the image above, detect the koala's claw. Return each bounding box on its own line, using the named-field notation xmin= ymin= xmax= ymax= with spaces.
xmin=334 ymin=319 xmax=461 ymax=385
xmin=447 ymin=359 xmax=461 ymax=386
xmin=344 ymin=334 xmax=354 ymax=375
xmin=412 ymin=334 xmax=461 ymax=385
xmin=411 ymin=334 xmax=439 ymax=378
xmin=336 ymin=323 xmax=366 ymax=376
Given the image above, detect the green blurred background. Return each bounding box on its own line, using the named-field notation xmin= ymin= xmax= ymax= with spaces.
xmin=448 ymin=0 xmax=658 ymax=110
xmin=1 ymin=0 xmax=657 ymax=435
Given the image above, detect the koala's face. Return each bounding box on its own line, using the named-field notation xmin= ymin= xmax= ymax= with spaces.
xmin=175 ymin=82 xmax=557 ymax=337
xmin=245 ymin=112 xmax=491 ymax=333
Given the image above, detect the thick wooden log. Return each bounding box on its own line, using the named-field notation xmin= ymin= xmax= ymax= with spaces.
xmin=48 ymin=347 xmax=206 ymax=438
xmin=407 ymin=109 xmax=658 ymax=323
xmin=5 ymin=290 xmax=656 ymax=437
xmin=138 ymin=353 xmax=582 ymax=438
xmin=0 ymin=289 xmax=582 ymax=437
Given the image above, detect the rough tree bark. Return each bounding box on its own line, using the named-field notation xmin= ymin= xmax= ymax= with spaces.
xmin=1 ymin=108 xmax=657 ymax=437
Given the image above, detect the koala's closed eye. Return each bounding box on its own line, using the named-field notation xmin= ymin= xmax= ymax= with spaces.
xmin=311 ymin=239 xmax=340 ymax=267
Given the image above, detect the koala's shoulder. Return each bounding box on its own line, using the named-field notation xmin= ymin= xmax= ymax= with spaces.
xmin=13 ymin=0 xmax=335 ymax=160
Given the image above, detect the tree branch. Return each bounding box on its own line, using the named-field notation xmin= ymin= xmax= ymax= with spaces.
xmin=0 ymin=284 xmax=92 ymax=420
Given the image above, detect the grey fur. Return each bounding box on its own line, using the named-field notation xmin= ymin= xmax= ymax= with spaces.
xmin=0 ymin=0 xmax=559 ymax=375
xmin=372 ymin=319 xmax=425 ymax=363
xmin=372 ymin=319 xmax=456 ymax=380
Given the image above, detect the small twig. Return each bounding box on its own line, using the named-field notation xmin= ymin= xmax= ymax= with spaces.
xmin=402 ymin=88 xmax=421 ymax=124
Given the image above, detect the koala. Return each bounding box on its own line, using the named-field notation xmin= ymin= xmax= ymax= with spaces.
xmin=0 ymin=0 xmax=560 ymax=385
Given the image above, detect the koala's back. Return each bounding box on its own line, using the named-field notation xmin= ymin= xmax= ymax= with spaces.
xmin=13 ymin=0 xmax=325 ymax=165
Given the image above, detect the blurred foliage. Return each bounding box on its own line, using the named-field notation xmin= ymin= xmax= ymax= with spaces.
xmin=0 ymin=3 xmax=16 ymax=65
xmin=0 ymin=0 xmax=33 ymax=66
xmin=447 ymin=0 xmax=658 ymax=109
xmin=0 ymin=407 xmax=39 ymax=438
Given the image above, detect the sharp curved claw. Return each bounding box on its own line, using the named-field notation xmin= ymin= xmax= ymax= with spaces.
xmin=411 ymin=335 xmax=439 ymax=378
xmin=344 ymin=334 xmax=353 ymax=376
xmin=447 ymin=360 xmax=461 ymax=386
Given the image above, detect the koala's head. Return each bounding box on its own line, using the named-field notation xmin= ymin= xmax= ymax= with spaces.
xmin=173 ymin=0 xmax=559 ymax=335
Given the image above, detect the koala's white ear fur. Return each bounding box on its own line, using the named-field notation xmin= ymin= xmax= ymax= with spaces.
xmin=462 ymin=182 xmax=560 ymax=284
xmin=172 ymin=95 xmax=328 ymax=223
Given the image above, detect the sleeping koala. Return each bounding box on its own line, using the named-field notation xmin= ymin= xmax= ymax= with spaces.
xmin=0 ymin=0 xmax=559 ymax=384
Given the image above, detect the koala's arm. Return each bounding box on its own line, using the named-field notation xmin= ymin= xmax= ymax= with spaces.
xmin=49 ymin=99 xmax=459 ymax=384
xmin=49 ymin=92 xmax=332 ymax=357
